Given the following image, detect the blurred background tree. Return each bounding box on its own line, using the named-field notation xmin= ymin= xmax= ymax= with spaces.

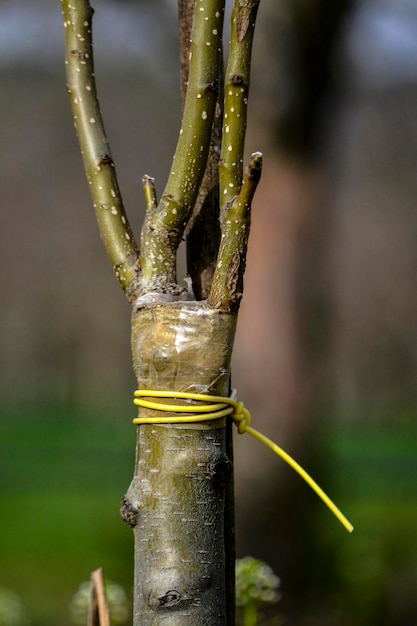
xmin=0 ymin=0 xmax=416 ymax=624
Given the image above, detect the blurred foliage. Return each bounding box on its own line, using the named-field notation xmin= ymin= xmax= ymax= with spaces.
xmin=0 ymin=588 xmax=30 ymax=626
xmin=0 ymin=402 xmax=134 ymax=626
xmin=235 ymin=556 xmax=282 ymax=626
xmin=69 ymin=579 xmax=129 ymax=625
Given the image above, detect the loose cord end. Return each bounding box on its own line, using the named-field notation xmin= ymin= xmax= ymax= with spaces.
xmin=133 ymin=389 xmax=354 ymax=533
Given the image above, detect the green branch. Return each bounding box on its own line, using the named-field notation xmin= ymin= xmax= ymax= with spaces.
xmin=142 ymin=175 xmax=157 ymax=212
xmin=209 ymin=0 xmax=262 ymax=311
xmin=62 ymin=0 xmax=139 ymax=300
xmin=209 ymin=152 xmax=262 ymax=311
xmin=178 ymin=0 xmax=195 ymax=107
xmin=185 ymin=1 xmax=225 ymax=300
xmin=139 ymin=0 xmax=225 ymax=295
xmin=219 ymin=0 xmax=260 ymax=206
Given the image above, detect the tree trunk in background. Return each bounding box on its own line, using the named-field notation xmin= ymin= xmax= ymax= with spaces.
xmin=231 ymin=0 xmax=354 ymax=612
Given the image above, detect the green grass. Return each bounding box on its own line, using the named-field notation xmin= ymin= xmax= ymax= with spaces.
xmin=0 ymin=491 xmax=134 ymax=625
xmin=0 ymin=404 xmax=134 ymax=625
xmin=1 ymin=405 xmax=416 ymax=625
xmin=325 ymin=423 xmax=417 ymax=499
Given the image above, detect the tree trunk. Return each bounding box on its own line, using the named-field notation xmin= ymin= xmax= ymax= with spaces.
xmin=62 ymin=0 xmax=261 ymax=622
xmin=122 ymin=302 xmax=236 ymax=623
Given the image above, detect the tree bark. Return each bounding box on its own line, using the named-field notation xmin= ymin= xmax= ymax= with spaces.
xmin=62 ymin=1 xmax=261 ymax=623
xmin=121 ymin=302 xmax=236 ymax=624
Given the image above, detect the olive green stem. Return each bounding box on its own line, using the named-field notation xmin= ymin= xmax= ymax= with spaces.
xmin=184 ymin=3 xmax=225 ymax=300
xmin=219 ymin=0 xmax=260 ymax=206
xmin=209 ymin=151 xmax=262 ymax=311
xmin=62 ymin=0 xmax=139 ymax=300
xmin=178 ymin=0 xmax=195 ymax=107
xmin=208 ymin=0 xmax=262 ymax=312
xmin=139 ymin=0 xmax=225 ymax=295
xmin=142 ymin=175 xmax=157 ymax=212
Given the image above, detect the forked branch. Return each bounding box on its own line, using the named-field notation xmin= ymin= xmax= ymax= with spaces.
xmin=63 ymin=0 xmax=262 ymax=311
xmin=138 ymin=0 xmax=225 ymax=295
xmin=209 ymin=0 xmax=262 ymax=310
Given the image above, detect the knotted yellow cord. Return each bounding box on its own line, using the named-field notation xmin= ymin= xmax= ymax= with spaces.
xmin=133 ymin=389 xmax=354 ymax=533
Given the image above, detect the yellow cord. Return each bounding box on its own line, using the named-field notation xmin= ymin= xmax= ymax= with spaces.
xmin=133 ymin=389 xmax=354 ymax=534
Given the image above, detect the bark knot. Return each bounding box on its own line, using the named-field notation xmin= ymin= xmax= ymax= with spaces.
xmin=158 ymin=589 xmax=182 ymax=608
xmin=231 ymin=74 xmax=244 ymax=86
xmin=205 ymin=79 xmax=219 ymax=95
xmin=120 ymin=495 xmax=138 ymax=528
xmin=99 ymin=153 xmax=114 ymax=167
xmin=71 ymin=49 xmax=86 ymax=61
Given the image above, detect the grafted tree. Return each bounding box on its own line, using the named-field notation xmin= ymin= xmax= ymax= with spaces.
xmin=62 ymin=0 xmax=261 ymax=623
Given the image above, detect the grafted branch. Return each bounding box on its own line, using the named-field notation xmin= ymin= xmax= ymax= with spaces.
xmin=209 ymin=0 xmax=262 ymax=311
xmin=209 ymin=151 xmax=262 ymax=310
xmin=219 ymin=0 xmax=260 ymax=204
xmin=184 ymin=0 xmax=225 ymax=300
xmin=138 ymin=0 xmax=225 ymax=295
xmin=62 ymin=0 xmax=139 ymax=300
xmin=63 ymin=0 xmax=262 ymax=310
